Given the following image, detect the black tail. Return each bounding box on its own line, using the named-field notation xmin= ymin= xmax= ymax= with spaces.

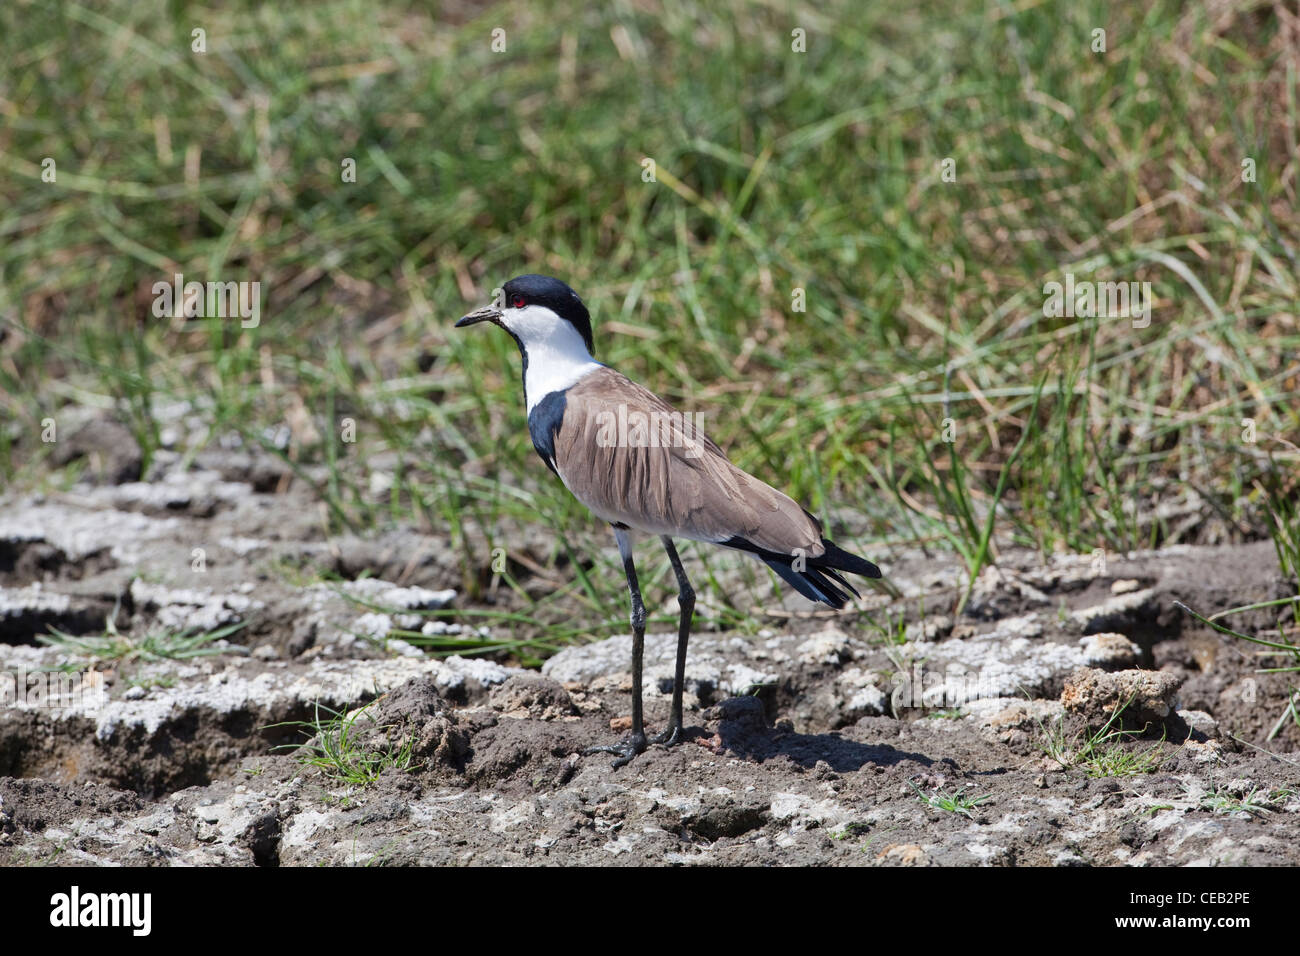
xmin=725 ymin=535 xmax=881 ymax=610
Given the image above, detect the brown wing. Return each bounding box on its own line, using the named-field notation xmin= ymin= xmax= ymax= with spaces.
xmin=552 ymin=367 xmax=825 ymax=558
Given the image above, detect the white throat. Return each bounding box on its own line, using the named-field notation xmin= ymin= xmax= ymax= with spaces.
xmin=502 ymin=304 xmax=601 ymax=412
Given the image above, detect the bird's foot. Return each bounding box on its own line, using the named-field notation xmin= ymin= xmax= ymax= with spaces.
xmin=583 ymin=732 xmax=647 ymax=769
xmin=651 ymin=722 xmax=683 ymax=747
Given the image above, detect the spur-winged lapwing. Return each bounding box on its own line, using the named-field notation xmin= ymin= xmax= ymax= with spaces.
xmin=457 ymin=274 xmax=881 ymax=767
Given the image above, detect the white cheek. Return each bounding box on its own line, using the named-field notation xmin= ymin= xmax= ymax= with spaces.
xmin=501 ymin=305 xmax=561 ymax=344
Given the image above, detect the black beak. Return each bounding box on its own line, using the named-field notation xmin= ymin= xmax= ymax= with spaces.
xmin=455 ymin=305 xmax=503 ymax=328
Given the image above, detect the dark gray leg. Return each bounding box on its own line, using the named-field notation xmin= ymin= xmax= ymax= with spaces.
xmin=652 ymin=535 xmax=694 ymax=747
xmin=583 ymin=527 xmax=648 ymax=768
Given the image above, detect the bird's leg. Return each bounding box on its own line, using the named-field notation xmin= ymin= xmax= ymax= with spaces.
xmin=583 ymin=527 xmax=648 ymax=768
xmin=652 ymin=535 xmax=694 ymax=747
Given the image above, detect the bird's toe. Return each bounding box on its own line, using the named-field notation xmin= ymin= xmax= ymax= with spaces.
xmin=582 ymin=731 xmax=648 ymax=768
xmin=651 ymin=724 xmax=683 ymax=747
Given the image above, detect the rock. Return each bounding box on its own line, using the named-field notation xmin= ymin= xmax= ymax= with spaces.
xmin=1079 ymin=633 xmax=1141 ymax=670
xmin=1070 ymin=589 xmax=1158 ymax=635
xmin=904 ymin=615 xmax=953 ymax=643
xmin=1060 ymin=667 xmax=1182 ymax=732
xmin=1001 ymin=615 xmax=1044 ymax=639
xmin=194 ymin=449 xmax=291 ymax=493
xmin=964 ymin=697 xmax=1063 ymax=746
xmin=1177 ymin=709 xmax=1220 ymax=739
xmin=876 ymin=843 xmax=932 ymax=866
xmin=48 ymin=419 xmax=142 ymax=485
xmin=795 ymin=628 xmax=853 ymax=666
xmin=966 ymin=567 xmax=1051 ymax=620
xmin=834 ymin=668 xmax=889 ymax=718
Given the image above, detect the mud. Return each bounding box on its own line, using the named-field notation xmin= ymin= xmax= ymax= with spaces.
xmin=1 ymin=443 xmax=1297 ymax=866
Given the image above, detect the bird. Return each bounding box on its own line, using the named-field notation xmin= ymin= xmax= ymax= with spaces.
xmin=456 ymin=274 xmax=882 ymax=767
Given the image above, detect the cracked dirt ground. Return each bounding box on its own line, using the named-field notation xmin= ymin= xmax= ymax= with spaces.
xmin=1 ymin=448 xmax=1298 ymax=866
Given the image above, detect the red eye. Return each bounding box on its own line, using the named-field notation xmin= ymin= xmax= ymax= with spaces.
xmin=511 ymin=295 xmax=526 ymax=308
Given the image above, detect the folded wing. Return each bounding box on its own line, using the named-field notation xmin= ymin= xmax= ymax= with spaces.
xmin=551 ymin=367 xmax=826 ymax=557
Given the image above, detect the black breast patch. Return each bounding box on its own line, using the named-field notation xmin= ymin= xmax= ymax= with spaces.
xmin=527 ymin=389 xmax=567 ymax=477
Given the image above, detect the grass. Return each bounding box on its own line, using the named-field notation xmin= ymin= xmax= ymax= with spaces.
xmin=1260 ymin=473 xmax=1300 ymax=607
xmin=863 ymin=604 xmax=910 ymax=645
xmin=924 ymin=707 xmax=963 ymax=721
xmin=268 ymin=699 xmax=421 ymax=786
xmin=40 ymin=616 xmax=247 ymax=667
xmin=888 ymin=369 xmax=1046 ymax=608
xmin=332 ymin=580 xmax=613 ymax=666
xmin=2 ymin=1 xmax=1299 ymax=655
xmin=831 ymin=821 xmax=872 ymax=840
xmin=1196 ymin=782 xmax=1290 ymax=819
xmin=909 ymin=781 xmax=991 ymax=817
xmin=1039 ymin=695 xmax=1169 ymax=778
